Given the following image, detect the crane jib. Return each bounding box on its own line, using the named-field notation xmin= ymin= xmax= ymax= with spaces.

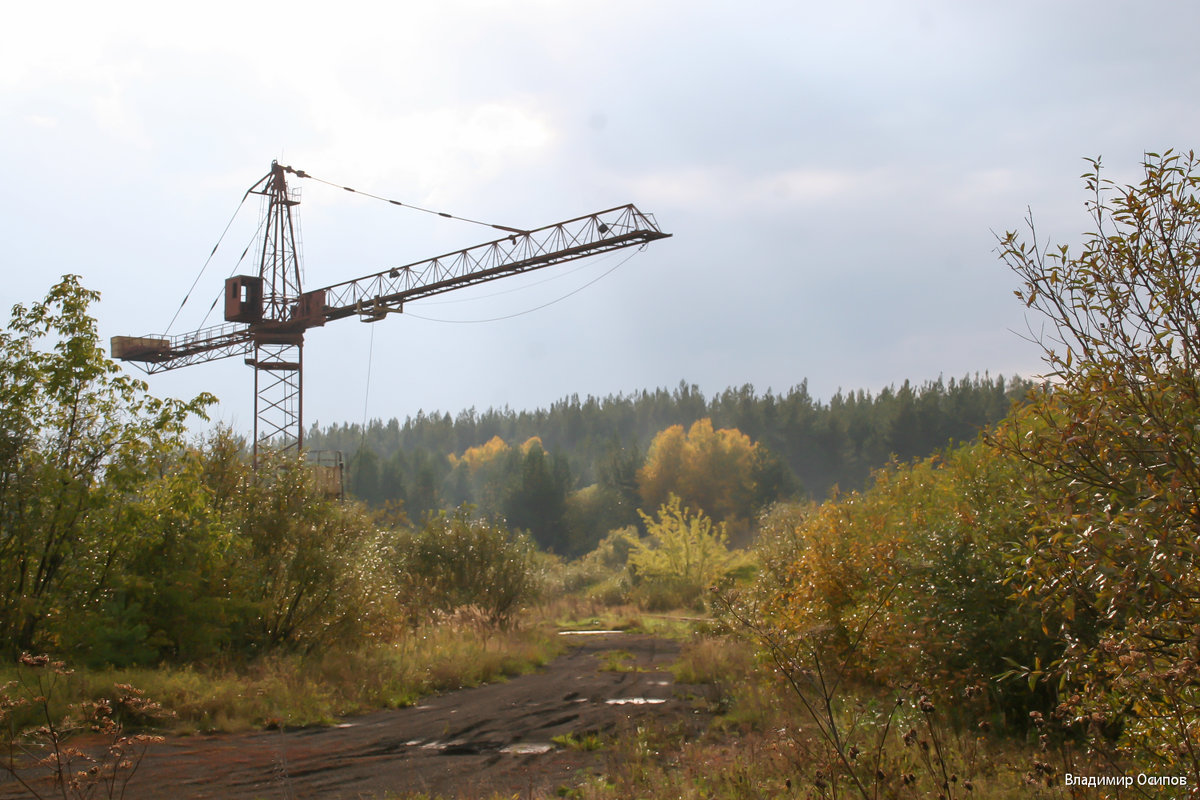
xmin=320 ymin=227 xmax=670 ymax=322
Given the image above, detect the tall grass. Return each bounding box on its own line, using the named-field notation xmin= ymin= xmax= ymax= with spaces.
xmin=1 ymin=620 xmax=561 ymax=735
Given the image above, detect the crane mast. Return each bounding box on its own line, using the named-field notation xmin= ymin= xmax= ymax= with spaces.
xmin=248 ymin=162 xmax=305 ymax=461
xmin=112 ymin=162 xmax=670 ymax=463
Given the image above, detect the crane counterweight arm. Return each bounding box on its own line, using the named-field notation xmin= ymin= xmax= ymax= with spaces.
xmin=314 ymin=204 xmax=669 ymax=322
xmin=111 ymin=322 xmax=255 ymax=373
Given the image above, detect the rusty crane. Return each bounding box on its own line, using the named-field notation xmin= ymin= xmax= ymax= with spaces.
xmin=112 ymin=162 xmax=671 ymax=464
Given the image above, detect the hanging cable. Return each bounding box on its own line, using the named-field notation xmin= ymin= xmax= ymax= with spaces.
xmin=404 ymin=245 xmax=645 ymax=324
xmin=361 ymin=323 xmax=376 ymax=435
xmin=418 ymin=248 xmax=620 ymax=306
xmin=280 ymin=164 xmax=527 ymax=235
xmin=196 ymin=214 xmax=270 ymax=330
xmin=349 ymin=323 xmax=377 ymax=477
xmin=165 ymin=185 xmax=256 ymax=334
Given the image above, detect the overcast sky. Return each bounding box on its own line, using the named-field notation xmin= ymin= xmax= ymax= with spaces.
xmin=4 ymin=0 xmax=1199 ymax=436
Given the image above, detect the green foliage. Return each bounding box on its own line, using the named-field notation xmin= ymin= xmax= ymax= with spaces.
xmin=557 ymin=526 xmax=640 ymax=606
xmin=229 ymin=447 xmax=394 ymax=653
xmin=560 ymin=526 xmax=637 ymax=591
xmin=67 ymin=441 xmax=242 ymax=666
xmin=0 ymin=276 xmax=213 ymax=655
xmin=45 ymin=427 xmax=393 ymax=665
xmin=0 ymin=278 xmax=415 ymax=665
xmin=501 ymin=438 xmax=571 ymax=551
xmin=393 ymin=506 xmax=541 ymax=627
xmin=440 ymin=436 xmax=572 ymax=551
xmin=995 ymin=150 xmax=1200 ymax=775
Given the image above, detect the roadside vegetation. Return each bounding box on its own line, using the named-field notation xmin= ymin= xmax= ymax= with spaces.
xmin=3 ymin=152 xmax=1200 ymax=798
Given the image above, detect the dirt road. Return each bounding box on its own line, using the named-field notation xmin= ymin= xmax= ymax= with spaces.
xmin=2 ymin=633 xmax=706 ymax=800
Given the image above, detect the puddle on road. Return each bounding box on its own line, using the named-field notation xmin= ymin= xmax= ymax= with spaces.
xmin=501 ymin=742 xmax=554 ymax=755
xmin=420 ymin=740 xmax=451 ymax=750
xmin=410 ymin=739 xmax=555 ymax=756
xmin=605 ymin=698 xmax=667 ymax=705
xmin=559 ymin=630 xmax=625 ymax=636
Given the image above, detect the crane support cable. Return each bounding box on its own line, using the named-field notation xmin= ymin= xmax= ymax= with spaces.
xmin=417 ymin=250 xmax=615 ymax=306
xmin=279 ymin=164 xmax=528 ymax=234
xmin=164 ymin=183 xmax=257 ymax=334
xmin=316 ymin=203 xmax=667 ymax=323
xmin=197 ymin=214 xmax=271 ymax=329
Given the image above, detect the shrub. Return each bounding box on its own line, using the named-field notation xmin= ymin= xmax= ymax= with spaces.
xmin=393 ymin=506 xmax=540 ymax=627
xmin=631 ymin=496 xmax=747 ymax=611
xmin=746 ymin=442 xmax=1054 ymax=722
xmin=995 ymin=150 xmax=1200 ymax=777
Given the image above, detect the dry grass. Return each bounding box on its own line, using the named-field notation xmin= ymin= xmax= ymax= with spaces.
xmin=549 ymin=632 xmax=1153 ymax=800
xmin=1 ymin=620 xmax=561 ymax=735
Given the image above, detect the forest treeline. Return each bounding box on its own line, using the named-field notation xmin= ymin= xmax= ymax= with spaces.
xmin=307 ymin=374 xmax=1031 ymax=553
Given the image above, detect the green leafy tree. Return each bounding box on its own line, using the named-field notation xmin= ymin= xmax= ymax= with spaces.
xmin=61 ymin=443 xmax=239 ymax=666
xmin=348 ymin=446 xmax=382 ymax=504
xmin=404 ymin=448 xmax=444 ymax=520
xmin=393 ymin=506 xmax=540 ymax=627
xmin=560 ymin=441 xmax=644 ymax=557
xmin=995 ymin=150 xmax=1200 ymax=770
xmin=0 ymin=276 xmax=212 ymax=653
xmin=443 ymin=435 xmax=512 ymax=513
xmin=232 ymin=450 xmax=391 ymax=652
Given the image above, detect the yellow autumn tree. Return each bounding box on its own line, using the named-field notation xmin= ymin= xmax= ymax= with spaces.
xmin=449 ymin=435 xmax=511 ymax=472
xmin=445 ymin=435 xmax=512 ymax=514
xmin=637 ymin=419 xmax=759 ymax=524
xmin=632 ymin=494 xmax=738 ymax=609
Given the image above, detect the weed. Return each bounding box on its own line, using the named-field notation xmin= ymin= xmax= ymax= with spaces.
xmin=597 ymin=651 xmax=639 ymax=673
xmin=0 ymin=653 xmax=170 ymax=800
xmin=552 ymin=731 xmax=605 ymax=751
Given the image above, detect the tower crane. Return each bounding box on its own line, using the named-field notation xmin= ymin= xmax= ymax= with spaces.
xmin=111 ymin=162 xmax=671 ymax=463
